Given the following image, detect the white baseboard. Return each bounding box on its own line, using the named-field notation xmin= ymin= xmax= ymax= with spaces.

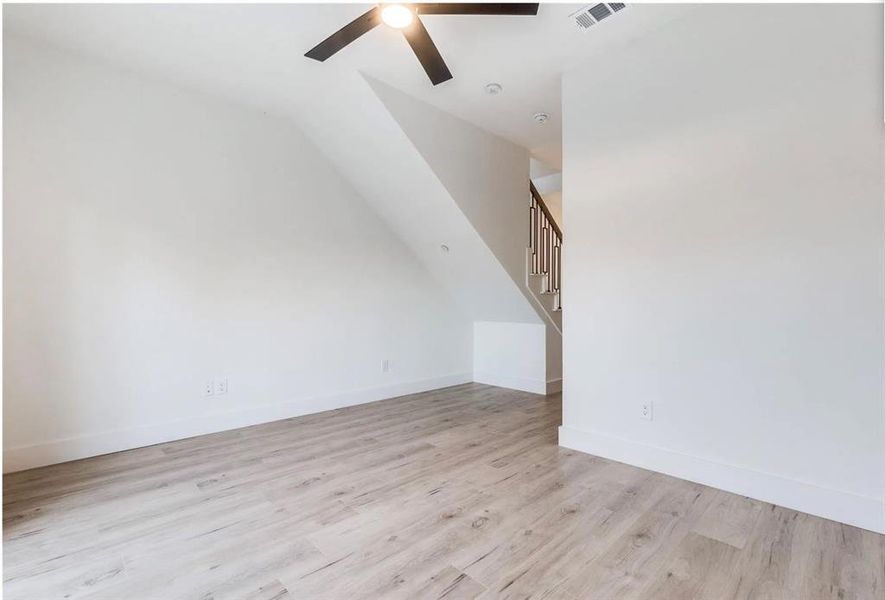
xmin=473 ymin=371 xmax=546 ymax=395
xmin=546 ymin=378 xmax=563 ymax=395
xmin=3 ymin=372 xmax=472 ymax=473
xmin=559 ymin=425 xmax=885 ymax=535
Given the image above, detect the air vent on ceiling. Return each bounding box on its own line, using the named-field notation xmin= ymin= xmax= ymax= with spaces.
xmin=570 ymin=3 xmax=627 ymax=31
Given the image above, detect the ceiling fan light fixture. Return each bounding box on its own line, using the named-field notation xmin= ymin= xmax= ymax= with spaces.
xmin=305 ymin=4 xmax=540 ymax=86
xmin=381 ymin=4 xmax=414 ymax=29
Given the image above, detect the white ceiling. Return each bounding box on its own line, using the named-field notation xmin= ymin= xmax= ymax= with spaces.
xmin=4 ymin=3 xmax=696 ymax=169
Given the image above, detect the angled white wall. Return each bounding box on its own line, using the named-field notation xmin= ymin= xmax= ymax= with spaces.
xmin=560 ymin=4 xmax=885 ymax=533
xmin=3 ymin=36 xmax=473 ymax=472
xmin=366 ymin=77 xmax=532 ymax=297
xmin=366 ymin=77 xmax=562 ymax=393
xmin=290 ymin=70 xmax=539 ymax=326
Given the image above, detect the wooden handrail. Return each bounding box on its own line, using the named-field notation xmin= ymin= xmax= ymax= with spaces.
xmin=528 ymin=180 xmax=563 ymax=308
xmin=529 ymin=181 xmax=562 ymax=240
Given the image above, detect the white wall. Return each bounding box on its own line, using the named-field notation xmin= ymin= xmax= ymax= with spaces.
xmin=288 ymin=69 xmax=542 ymax=327
xmin=366 ymin=76 xmax=538 ymax=319
xmin=560 ymin=5 xmax=885 ymax=533
xmin=3 ymin=36 xmax=473 ymax=472
xmin=367 ymin=76 xmax=563 ymax=394
xmin=544 ymin=322 xmax=562 ymax=393
xmin=539 ymin=191 xmax=562 ymax=228
xmin=474 ymin=322 xmax=546 ymax=394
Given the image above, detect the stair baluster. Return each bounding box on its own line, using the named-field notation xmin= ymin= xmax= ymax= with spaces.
xmin=528 ymin=182 xmax=562 ymax=311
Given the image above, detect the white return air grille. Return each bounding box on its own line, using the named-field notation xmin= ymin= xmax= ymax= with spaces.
xmin=570 ymin=3 xmax=626 ymax=31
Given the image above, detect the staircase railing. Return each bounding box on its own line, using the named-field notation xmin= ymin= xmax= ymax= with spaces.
xmin=528 ymin=182 xmax=562 ymax=311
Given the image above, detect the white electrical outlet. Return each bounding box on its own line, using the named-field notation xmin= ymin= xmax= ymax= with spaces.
xmin=640 ymin=402 xmax=653 ymax=420
xmin=381 ymin=359 xmax=390 ymax=373
xmin=203 ymin=381 xmax=215 ymax=397
xmin=215 ymin=378 xmax=228 ymax=395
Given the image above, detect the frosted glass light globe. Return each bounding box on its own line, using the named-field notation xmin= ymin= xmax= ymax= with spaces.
xmin=382 ymin=5 xmax=414 ymax=29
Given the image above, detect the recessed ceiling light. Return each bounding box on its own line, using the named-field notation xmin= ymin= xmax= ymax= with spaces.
xmin=381 ymin=4 xmax=414 ymax=29
xmin=485 ymin=82 xmax=503 ymax=95
xmin=533 ymin=112 xmax=550 ymax=124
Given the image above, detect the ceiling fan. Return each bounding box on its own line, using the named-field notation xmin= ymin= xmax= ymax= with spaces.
xmin=305 ymin=3 xmax=540 ymax=86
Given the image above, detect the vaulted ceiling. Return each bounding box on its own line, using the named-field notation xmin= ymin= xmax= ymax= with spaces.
xmin=4 ymin=3 xmax=696 ymax=169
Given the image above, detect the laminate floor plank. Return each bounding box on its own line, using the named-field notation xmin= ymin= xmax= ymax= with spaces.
xmin=412 ymin=565 xmax=486 ymax=600
xmin=4 ymin=383 xmax=883 ymax=600
xmin=690 ymin=489 xmax=764 ymax=550
xmin=636 ymin=531 xmax=740 ymax=600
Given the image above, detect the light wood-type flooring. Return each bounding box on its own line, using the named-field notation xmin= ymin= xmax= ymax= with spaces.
xmin=4 ymin=383 xmax=884 ymax=599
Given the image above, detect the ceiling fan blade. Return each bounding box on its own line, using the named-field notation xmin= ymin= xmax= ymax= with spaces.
xmin=402 ymin=17 xmax=453 ymax=86
xmin=414 ymin=3 xmax=539 ymax=16
xmin=305 ymin=6 xmax=382 ymax=61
